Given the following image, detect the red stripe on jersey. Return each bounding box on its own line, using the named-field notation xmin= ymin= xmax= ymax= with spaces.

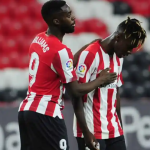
xmin=61 ymin=112 xmax=64 ymax=119
xmin=114 ymin=100 xmax=123 ymax=135
xmin=107 ymin=89 xmax=115 ymax=138
xmin=19 ymin=99 xmax=28 ymax=111
xmin=77 ymin=121 xmax=82 ymax=137
xmin=120 ymin=73 xmax=124 ymax=84
xmin=45 ymin=98 xmax=57 ymax=116
xmin=93 ymin=88 xmax=102 ymax=139
xmin=29 ymin=95 xmax=43 ymax=111
xmin=98 ymin=48 xmax=104 ymax=70
xmin=109 ymin=57 xmax=114 ymax=73
xmin=116 ymin=56 xmax=120 ymax=66
xmin=71 ymin=70 xmax=77 ymax=82
xmin=83 ymin=94 xmax=88 ymax=103
xmin=20 ymin=93 xmax=31 ymax=111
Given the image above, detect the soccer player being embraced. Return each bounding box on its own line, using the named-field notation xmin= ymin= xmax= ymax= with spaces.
xmin=18 ymin=1 xmax=117 ymax=150
xmin=73 ymin=17 xmax=146 ymax=150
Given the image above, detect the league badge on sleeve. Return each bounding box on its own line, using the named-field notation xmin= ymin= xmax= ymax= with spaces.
xmin=66 ymin=59 xmax=73 ymax=70
xmin=76 ymin=64 xmax=87 ymax=78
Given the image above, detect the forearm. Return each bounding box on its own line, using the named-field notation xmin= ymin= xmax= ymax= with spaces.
xmin=74 ymin=79 xmax=102 ymax=97
xmin=71 ymin=97 xmax=89 ymax=134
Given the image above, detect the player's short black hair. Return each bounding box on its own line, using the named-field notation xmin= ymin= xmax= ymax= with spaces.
xmin=41 ymin=0 xmax=66 ymax=24
xmin=117 ymin=17 xmax=146 ymax=51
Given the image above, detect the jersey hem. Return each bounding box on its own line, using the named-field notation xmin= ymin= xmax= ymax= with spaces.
xmin=74 ymin=130 xmax=124 ymax=139
xmin=19 ymin=109 xmax=64 ymax=119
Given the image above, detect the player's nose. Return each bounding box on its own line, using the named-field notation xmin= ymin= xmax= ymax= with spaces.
xmin=71 ymin=13 xmax=76 ymax=21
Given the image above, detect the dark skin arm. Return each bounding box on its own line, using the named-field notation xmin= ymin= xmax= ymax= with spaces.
xmin=71 ymin=96 xmax=99 ymax=150
xmin=116 ymin=87 xmax=123 ymax=128
xmin=65 ymin=83 xmax=99 ymax=150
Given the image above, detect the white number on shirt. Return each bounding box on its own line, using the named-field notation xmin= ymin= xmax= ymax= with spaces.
xmin=59 ymin=139 xmax=67 ymax=150
xmin=29 ymin=52 xmax=39 ymax=87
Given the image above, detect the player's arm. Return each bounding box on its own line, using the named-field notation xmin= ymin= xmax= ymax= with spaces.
xmin=116 ymin=87 xmax=123 ymax=128
xmin=73 ymin=39 xmax=102 ymax=67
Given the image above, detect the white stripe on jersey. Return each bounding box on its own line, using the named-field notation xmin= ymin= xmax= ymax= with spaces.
xmin=24 ymin=92 xmax=36 ymax=110
xmin=36 ymin=95 xmax=52 ymax=114
xmin=58 ymin=48 xmax=73 ymax=83
xmin=110 ymin=90 xmax=119 ymax=137
xmin=53 ymin=104 xmax=63 ymax=119
xmin=100 ymin=88 xmax=109 ymax=139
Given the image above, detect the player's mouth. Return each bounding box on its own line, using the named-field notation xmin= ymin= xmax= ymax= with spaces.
xmin=71 ymin=22 xmax=75 ymax=27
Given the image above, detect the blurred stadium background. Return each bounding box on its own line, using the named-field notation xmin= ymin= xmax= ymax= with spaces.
xmin=0 ymin=0 xmax=150 ymax=150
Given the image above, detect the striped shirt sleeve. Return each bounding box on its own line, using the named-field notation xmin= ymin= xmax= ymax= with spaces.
xmin=52 ymin=48 xmax=77 ymax=83
xmin=76 ymin=51 xmax=96 ymax=83
xmin=117 ymin=58 xmax=124 ymax=87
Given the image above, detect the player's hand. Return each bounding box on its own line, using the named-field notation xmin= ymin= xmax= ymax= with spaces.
xmin=84 ymin=131 xmax=99 ymax=150
xmin=98 ymin=68 xmax=117 ymax=86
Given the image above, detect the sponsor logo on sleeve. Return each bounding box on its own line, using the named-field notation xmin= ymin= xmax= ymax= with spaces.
xmin=66 ymin=59 xmax=73 ymax=70
xmin=76 ymin=64 xmax=87 ymax=78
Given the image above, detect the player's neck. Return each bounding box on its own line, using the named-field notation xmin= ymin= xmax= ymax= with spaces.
xmin=100 ymin=36 xmax=114 ymax=57
xmin=47 ymin=27 xmax=65 ymax=42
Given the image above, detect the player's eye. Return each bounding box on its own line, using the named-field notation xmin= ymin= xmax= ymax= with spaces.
xmin=67 ymin=12 xmax=71 ymax=17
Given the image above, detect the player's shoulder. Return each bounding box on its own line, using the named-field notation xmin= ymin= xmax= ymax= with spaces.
xmin=84 ymin=41 xmax=100 ymax=55
xmin=47 ymin=36 xmax=71 ymax=53
xmin=32 ymin=32 xmax=69 ymax=52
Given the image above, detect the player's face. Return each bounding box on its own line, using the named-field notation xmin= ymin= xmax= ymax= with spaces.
xmin=59 ymin=5 xmax=75 ymax=33
xmin=114 ymin=37 xmax=133 ymax=58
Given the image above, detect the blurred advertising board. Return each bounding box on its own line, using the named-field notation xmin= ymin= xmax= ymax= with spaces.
xmin=0 ymin=100 xmax=150 ymax=150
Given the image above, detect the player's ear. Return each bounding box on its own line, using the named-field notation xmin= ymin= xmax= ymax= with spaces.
xmin=53 ymin=19 xmax=60 ymax=25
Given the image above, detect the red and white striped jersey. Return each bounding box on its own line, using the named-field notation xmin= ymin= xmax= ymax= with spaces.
xmin=73 ymin=41 xmax=124 ymax=139
xmin=19 ymin=32 xmax=77 ymax=119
